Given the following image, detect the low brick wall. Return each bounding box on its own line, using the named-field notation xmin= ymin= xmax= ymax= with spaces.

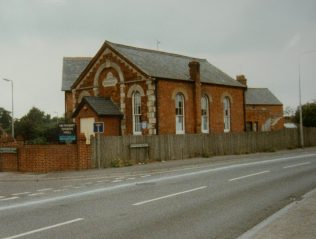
xmin=0 ymin=141 xmax=18 ymax=171
xmin=0 ymin=153 xmax=18 ymax=171
xmin=18 ymin=144 xmax=78 ymax=172
xmin=0 ymin=134 xmax=91 ymax=173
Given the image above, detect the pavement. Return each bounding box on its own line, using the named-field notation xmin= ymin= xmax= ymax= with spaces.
xmin=1 ymin=147 xmax=316 ymax=238
xmin=238 ymin=188 xmax=316 ymax=239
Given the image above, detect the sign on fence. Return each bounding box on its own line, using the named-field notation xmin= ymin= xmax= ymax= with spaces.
xmin=0 ymin=147 xmax=17 ymax=153
xmin=58 ymin=123 xmax=76 ymax=143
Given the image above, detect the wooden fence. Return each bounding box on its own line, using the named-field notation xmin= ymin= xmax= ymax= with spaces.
xmin=91 ymin=128 xmax=316 ymax=168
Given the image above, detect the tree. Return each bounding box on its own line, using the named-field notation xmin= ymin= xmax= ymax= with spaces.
xmin=295 ymin=101 xmax=316 ymax=127
xmin=14 ymin=107 xmax=63 ymax=144
xmin=284 ymin=106 xmax=295 ymax=117
xmin=0 ymin=107 xmax=12 ymax=133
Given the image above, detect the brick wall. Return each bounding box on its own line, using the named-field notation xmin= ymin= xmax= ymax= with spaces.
xmin=65 ymin=91 xmax=74 ymax=119
xmin=246 ymin=104 xmax=284 ymax=131
xmin=18 ymin=144 xmax=78 ymax=172
xmin=0 ymin=135 xmax=91 ymax=173
xmin=157 ymin=79 xmax=245 ymax=134
xmin=0 ymin=141 xmax=19 ymax=171
xmin=0 ymin=153 xmax=18 ymax=171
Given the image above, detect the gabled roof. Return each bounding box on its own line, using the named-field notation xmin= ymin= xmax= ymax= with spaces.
xmin=62 ymin=57 xmax=92 ymax=91
xmin=106 ymin=41 xmax=243 ymax=87
xmin=63 ymin=40 xmax=245 ymax=91
xmin=72 ymin=96 xmax=123 ymax=118
xmin=245 ymin=88 xmax=282 ymax=105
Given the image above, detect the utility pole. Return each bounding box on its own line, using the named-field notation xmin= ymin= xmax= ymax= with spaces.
xmin=298 ymin=50 xmax=316 ymax=148
xmin=2 ymin=78 xmax=14 ymax=139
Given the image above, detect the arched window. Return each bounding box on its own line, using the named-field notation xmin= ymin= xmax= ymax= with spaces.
xmin=132 ymin=91 xmax=142 ymax=135
xmin=175 ymin=93 xmax=185 ymax=134
xmin=201 ymin=95 xmax=209 ymax=133
xmin=223 ymin=97 xmax=231 ymax=132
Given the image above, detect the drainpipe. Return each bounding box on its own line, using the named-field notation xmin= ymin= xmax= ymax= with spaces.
xmin=154 ymin=78 xmax=159 ymax=135
xmin=243 ymin=88 xmax=247 ymax=131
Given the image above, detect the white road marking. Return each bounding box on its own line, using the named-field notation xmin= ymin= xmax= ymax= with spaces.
xmin=28 ymin=192 xmax=44 ymax=197
xmin=2 ymin=218 xmax=84 ymax=239
xmin=63 ymin=185 xmax=74 ymax=188
xmin=283 ymin=161 xmax=310 ymax=169
xmin=36 ymin=188 xmax=53 ymax=192
xmin=127 ymin=177 xmax=136 ymax=180
xmin=0 ymin=197 xmax=19 ymax=201
xmin=114 ymin=177 xmax=124 ymax=180
xmin=0 ymin=196 xmax=5 ymax=199
xmin=53 ymin=189 xmax=67 ymax=192
xmin=133 ymin=186 xmax=207 ymax=206
xmin=112 ymin=179 xmax=123 ymax=183
xmin=229 ymin=170 xmax=270 ymax=182
xmin=140 ymin=174 xmax=151 ymax=178
xmin=11 ymin=192 xmax=30 ymax=196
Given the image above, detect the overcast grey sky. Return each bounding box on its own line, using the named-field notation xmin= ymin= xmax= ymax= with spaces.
xmin=0 ymin=0 xmax=315 ymax=118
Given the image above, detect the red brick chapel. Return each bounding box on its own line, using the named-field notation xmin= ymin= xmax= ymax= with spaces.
xmin=61 ymin=40 xmax=283 ymax=139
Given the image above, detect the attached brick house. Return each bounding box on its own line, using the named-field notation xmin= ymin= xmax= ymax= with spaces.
xmin=236 ymin=75 xmax=284 ymax=132
xmin=61 ymin=41 xmax=281 ymax=139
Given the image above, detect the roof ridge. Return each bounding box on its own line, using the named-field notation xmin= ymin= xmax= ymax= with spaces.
xmin=105 ymin=40 xmax=207 ymax=61
xmin=63 ymin=57 xmax=92 ymax=60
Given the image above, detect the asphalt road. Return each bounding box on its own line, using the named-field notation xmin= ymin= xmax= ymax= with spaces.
xmin=1 ymin=149 xmax=316 ymax=239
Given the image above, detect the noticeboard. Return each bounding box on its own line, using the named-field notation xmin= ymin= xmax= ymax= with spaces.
xmin=58 ymin=123 xmax=76 ymax=143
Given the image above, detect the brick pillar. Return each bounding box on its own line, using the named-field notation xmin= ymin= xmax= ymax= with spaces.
xmin=77 ymin=133 xmax=91 ymax=170
xmin=189 ymin=61 xmax=201 ymax=133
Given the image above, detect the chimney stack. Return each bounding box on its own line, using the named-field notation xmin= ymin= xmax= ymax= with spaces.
xmin=189 ymin=61 xmax=202 ymax=133
xmin=189 ymin=61 xmax=200 ymax=83
xmin=236 ymin=75 xmax=247 ymax=86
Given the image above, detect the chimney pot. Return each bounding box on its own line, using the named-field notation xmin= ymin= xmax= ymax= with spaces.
xmin=236 ymin=75 xmax=247 ymax=86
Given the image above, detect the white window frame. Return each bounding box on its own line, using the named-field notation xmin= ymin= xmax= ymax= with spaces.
xmin=223 ymin=97 xmax=231 ymax=133
xmin=201 ymin=95 xmax=209 ymax=133
xmin=175 ymin=93 xmax=185 ymax=134
xmin=132 ymin=91 xmax=142 ymax=135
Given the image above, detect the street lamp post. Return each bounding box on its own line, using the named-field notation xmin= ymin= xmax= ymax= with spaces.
xmin=298 ymin=50 xmax=316 ymax=148
xmin=2 ymin=78 xmax=14 ymax=139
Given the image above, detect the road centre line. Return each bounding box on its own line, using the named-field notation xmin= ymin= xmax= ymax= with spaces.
xmin=11 ymin=192 xmax=30 ymax=196
xmin=112 ymin=179 xmax=123 ymax=183
xmin=283 ymin=161 xmax=310 ymax=169
xmin=1 ymin=218 xmax=84 ymax=239
xmin=53 ymin=189 xmax=67 ymax=192
xmin=28 ymin=192 xmax=44 ymax=197
xmin=0 ymin=197 xmax=19 ymax=201
xmin=229 ymin=170 xmax=270 ymax=182
xmin=36 ymin=188 xmax=53 ymax=192
xmin=133 ymin=186 xmax=207 ymax=206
